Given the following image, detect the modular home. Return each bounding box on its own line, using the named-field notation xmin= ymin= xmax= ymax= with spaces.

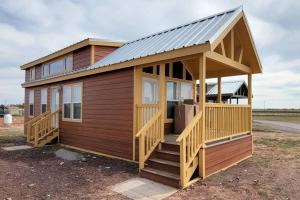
xmin=22 ymin=7 xmax=262 ymax=188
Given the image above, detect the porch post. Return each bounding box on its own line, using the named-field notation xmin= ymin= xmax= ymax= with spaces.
xmin=248 ymin=73 xmax=253 ymax=154
xmin=217 ymin=77 xmax=222 ymax=103
xmin=199 ymin=53 xmax=206 ymax=178
xmin=159 ymin=64 xmax=166 ymax=141
xmin=248 ymin=74 xmax=252 ymax=134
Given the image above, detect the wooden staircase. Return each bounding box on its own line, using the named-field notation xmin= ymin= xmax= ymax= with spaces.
xmin=140 ymin=141 xmax=181 ymax=188
xmin=25 ymin=110 xmax=60 ymax=147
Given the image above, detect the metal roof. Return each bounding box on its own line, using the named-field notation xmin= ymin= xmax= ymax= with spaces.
xmin=89 ymin=6 xmax=243 ymax=70
xmin=206 ymin=80 xmax=246 ymax=96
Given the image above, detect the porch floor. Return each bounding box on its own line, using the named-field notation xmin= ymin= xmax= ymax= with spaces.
xmin=164 ymin=134 xmax=179 ymax=144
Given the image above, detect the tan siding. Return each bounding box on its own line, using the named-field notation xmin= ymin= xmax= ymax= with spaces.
xmin=23 ymin=68 xmax=134 ymax=160
xmin=205 ymin=135 xmax=252 ymax=176
xmin=73 ymin=46 xmax=91 ymax=69
xmin=94 ymin=46 xmax=118 ymax=63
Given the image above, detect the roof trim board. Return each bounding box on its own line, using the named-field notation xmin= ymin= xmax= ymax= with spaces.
xmin=21 ymin=38 xmax=124 ymax=70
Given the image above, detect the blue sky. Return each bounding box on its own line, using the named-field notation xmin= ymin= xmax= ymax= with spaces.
xmin=0 ymin=0 xmax=299 ymax=108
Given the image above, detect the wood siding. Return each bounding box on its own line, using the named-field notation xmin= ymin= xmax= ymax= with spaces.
xmin=94 ymin=46 xmax=118 ymax=63
xmin=205 ymin=135 xmax=252 ymax=176
xmin=73 ymin=46 xmax=91 ymax=69
xmin=24 ymin=68 xmax=134 ymax=160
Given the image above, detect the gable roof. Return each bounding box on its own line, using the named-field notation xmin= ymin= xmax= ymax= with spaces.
xmin=89 ymin=6 xmax=243 ymax=70
xmin=206 ymin=80 xmax=247 ymax=96
xmin=21 ymin=38 xmax=124 ymax=70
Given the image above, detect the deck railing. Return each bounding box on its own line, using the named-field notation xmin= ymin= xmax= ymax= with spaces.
xmin=136 ymin=111 xmax=162 ymax=170
xmin=136 ymin=104 xmax=159 ymax=131
xmin=176 ymin=111 xmax=203 ymax=187
xmin=205 ymin=103 xmax=251 ymax=142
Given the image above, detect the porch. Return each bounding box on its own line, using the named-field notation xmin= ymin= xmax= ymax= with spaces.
xmin=134 ymin=28 xmax=255 ymax=187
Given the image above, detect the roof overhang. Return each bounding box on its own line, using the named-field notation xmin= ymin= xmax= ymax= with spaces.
xmin=20 ymin=38 xmax=124 ymax=70
xmin=22 ymin=43 xmax=211 ymax=88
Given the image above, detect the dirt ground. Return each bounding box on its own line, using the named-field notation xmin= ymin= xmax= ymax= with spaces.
xmin=0 ymin=125 xmax=299 ymax=200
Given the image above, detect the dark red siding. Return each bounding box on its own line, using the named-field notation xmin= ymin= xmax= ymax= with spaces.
xmin=205 ymin=135 xmax=252 ymax=176
xmin=94 ymin=46 xmax=118 ymax=63
xmin=24 ymin=68 xmax=134 ymax=160
xmin=73 ymin=46 xmax=91 ymax=69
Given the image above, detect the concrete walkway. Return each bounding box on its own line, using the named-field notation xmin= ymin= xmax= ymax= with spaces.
xmin=254 ymin=120 xmax=300 ymax=134
xmin=110 ymin=177 xmax=178 ymax=200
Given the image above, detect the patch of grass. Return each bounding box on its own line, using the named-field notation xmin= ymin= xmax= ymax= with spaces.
xmin=253 ymin=115 xmax=300 ymax=124
xmin=258 ymin=189 xmax=269 ymax=198
xmin=253 ymin=122 xmax=274 ymax=132
xmin=255 ymin=138 xmax=300 ymax=149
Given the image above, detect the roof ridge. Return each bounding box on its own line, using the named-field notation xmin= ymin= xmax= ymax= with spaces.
xmin=126 ymin=6 xmax=243 ymax=45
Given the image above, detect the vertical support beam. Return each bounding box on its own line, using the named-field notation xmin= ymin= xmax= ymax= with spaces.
xmin=231 ymin=30 xmax=234 ymax=60
xmin=198 ymin=53 xmax=206 ymax=178
xmin=90 ymin=45 xmax=95 ymax=65
xmin=248 ymin=74 xmax=253 ymax=154
xmin=159 ymin=64 xmax=166 ymax=142
xmin=133 ymin=66 xmax=142 ymax=161
xmin=248 ymin=73 xmax=252 ymax=133
xmin=217 ymin=77 xmax=222 ymax=103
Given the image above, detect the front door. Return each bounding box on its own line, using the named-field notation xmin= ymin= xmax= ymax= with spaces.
xmin=51 ymin=88 xmax=60 ymax=128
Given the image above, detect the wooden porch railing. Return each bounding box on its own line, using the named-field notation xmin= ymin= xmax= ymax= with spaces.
xmin=136 ymin=111 xmax=163 ymax=170
xmin=136 ymin=104 xmax=159 ymax=131
xmin=25 ymin=111 xmax=50 ymax=142
xmin=176 ymin=111 xmax=203 ymax=187
xmin=205 ymin=103 xmax=251 ymax=142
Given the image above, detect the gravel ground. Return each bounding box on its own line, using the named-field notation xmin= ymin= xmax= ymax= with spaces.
xmin=1 ymin=126 xmax=299 ymax=200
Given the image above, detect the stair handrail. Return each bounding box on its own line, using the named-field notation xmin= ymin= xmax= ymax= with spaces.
xmin=176 ymin=111 xmax=203 ymax=187
xmin=31 ymin=109 xmax=60 ymax=146
xmin=25 ymin=111 xmax=51 ymax=142
xmin=136 ymin=110 xmax=162 ymax=170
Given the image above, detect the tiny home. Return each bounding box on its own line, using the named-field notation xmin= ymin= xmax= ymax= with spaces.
xmin=198 ymin=80 xmax=248 ymax=103
xmin=22 ymin=7 xmax=262 ymax=188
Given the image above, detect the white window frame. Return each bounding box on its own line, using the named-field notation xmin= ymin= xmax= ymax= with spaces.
xmin=29 ymin=90 xmax=34 ymax=117
xmin=40 ymin=88 xmax=48 ymax=113
xmin=62 ymin=82 xmax=82 ymax=122
xmin=142 ymin=77 xmax=159 ymax=104
xmin=29 ymin=67 xmax=35 ymax=81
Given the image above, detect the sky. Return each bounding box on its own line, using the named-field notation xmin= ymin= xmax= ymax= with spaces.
xmin=0 ymin=0 xmax=299 ymax=109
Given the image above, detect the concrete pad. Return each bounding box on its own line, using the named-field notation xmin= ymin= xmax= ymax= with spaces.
xmin=55 ymin=148 xmax=83 ymax=161
xmin=110 ymin=177 xmax=178 ymax=200
xmin=2 ymin=145 xmax=33 ymax=151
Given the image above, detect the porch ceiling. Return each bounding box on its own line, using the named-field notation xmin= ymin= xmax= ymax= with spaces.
xmin=183 ymin=57 xmax=247 ymax=79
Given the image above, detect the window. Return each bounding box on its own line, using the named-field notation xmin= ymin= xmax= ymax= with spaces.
xmin=167 ymin=81 xmax=180 ymax=101
xmin=40 ymin=88 xmax=47 ymax=113
xmin=42 ymin=55 xmax=73 ymax=77
xmin=173 ymin=61 xmax=183 ymax=79
xmin=142 ymin=66 xmax=154 ymax=74
xmin=29 ymin=68 xmax=35 ymax=81
xmin=181 ymin=82 xmax=193 ymax=100
xmin=63 ymin=83 xmax=82 ymax=121
xmin=29 ymin=90 xmax=34 ymax=116
xmin=143 ymin=78 xmax=159 ymax=104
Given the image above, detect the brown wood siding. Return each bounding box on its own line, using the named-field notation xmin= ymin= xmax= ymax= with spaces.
xmin=94 ymin=46 xmax=118 ymax=63
xmin=60 ymin=68 xmax=134 ymax=160
xmin=24 ymin=68 xmax=134 ymax=160
xmin=35 ymin=65 xmax=42 ymax=80
xmin=25 ymin=69 xmax=30 ymax=82
xmin=73 ymin=46 xmax=91 ymax=69
xmin=205 ymin=135 xmax=252 ymax=176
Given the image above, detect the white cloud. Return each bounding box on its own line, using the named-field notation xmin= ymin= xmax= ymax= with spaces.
xmin=0 ymin=0 xmax=299 ymax=108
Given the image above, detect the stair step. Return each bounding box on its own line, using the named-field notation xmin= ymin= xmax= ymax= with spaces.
xmin=155 ymin=149 xmax=180 ymax=162
xmin=147 ymin=158 xmax=180 ymax=174
xmin=149 ymin=158 xmax=179 ymax=167
xmin=140 ymin=167 xmax=180 ymax=188
xmin=161 ymin=142 xmax=180 ymax=152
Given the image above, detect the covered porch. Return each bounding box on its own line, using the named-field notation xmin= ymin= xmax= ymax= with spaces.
xmin=133 ymin=16 xmax=260 ymax=187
